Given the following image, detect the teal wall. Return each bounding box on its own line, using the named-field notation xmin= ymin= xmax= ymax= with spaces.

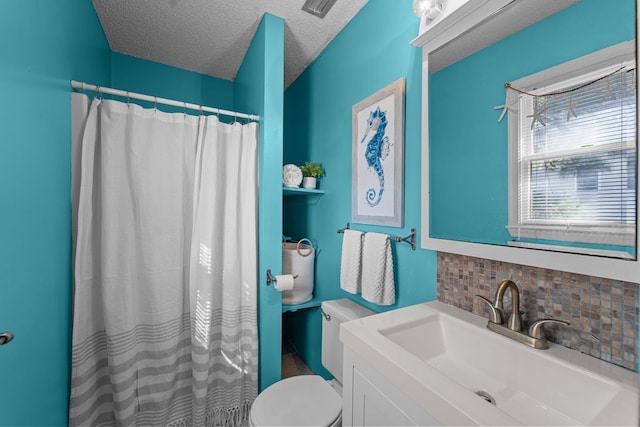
xmin=430 ymin=0 xmax=635 ymax=247
xmin=3 ymin=1 xmax=633 ymax=423
xmin=111 ymin=53 xmax=235 ymax=111
xmin=282 ymin=0 xmax=437 ymax=377
xmin=0 ymin=2 xmax=278 ymax=423
xmin=0 ymin=1 xmax=110 ymax=425
xmin=235 ymin=13 xmax=285 ymax=392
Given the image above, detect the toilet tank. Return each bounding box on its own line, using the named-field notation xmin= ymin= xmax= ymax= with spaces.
xmin=321 ymin=299 xmax=374 ymax=383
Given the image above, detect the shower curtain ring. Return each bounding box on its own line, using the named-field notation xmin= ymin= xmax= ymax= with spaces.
xmin=183 ymin=102 xmax=187 ymax=118
xmin=126 ymin=92 xmax=131 ymax=108
xmin=154 ymin=97 xmax=158 ymax=111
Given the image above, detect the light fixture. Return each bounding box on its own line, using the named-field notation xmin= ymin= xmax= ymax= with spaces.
xmin=302 ymin=0 xmax=338 ymax=19
xmin=412 ymin=0 xmax=446 ymax=35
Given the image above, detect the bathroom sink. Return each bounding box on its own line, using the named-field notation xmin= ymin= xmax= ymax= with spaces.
xmin=340 ymin=301 xmax=638 ymax=426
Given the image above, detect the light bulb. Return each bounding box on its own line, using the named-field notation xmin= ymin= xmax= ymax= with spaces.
xmin=412 ymin=0 xmax=445 ymax=21
xmin=413 ymin=0 xmax=447 ymax=36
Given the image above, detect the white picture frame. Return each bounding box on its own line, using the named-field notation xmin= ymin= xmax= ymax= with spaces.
xmin=352 ymin=78 xmax=405 ymax=227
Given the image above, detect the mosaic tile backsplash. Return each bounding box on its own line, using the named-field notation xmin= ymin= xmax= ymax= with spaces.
xmin=437 ymin=252 xmax=639 ymax=371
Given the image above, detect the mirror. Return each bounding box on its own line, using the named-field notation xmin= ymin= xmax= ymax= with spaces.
xmin=419 ymin=0 xmax=640 ymax=282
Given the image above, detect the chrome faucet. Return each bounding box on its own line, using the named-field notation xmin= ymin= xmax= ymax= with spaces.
xmin=476 ymin=280 xmax=569 ymax=350
xmin=494 ymin=279 xmax=522 ymax=331
xmin=475 ymin=279 xmax=521 ymax=331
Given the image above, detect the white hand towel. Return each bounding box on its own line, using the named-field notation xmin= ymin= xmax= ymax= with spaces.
xmin=340 ymin=229 xmax=364 ymax=294
xmin=361 ymin=232 xmax=395 ymax=306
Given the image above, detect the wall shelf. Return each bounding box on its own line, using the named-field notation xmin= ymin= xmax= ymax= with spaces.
xmin=282 ymin=297 xmax=321 ymax=313
xmin=283 ymin=186 xmax=325 ymax=196
xmin=281 ymin=185 xmax=323 ymax=314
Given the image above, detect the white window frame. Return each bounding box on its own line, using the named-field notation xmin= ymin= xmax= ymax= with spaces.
xmin=507 ymin=40 xmax=636 ymax=250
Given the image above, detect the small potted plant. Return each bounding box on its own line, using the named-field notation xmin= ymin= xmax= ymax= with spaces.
xmin=300 ymin=162 xmax=325 ymax=189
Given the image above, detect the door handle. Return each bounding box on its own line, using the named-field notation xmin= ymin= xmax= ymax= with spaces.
xmin=0 ymin=331 xmax=14 ymax=345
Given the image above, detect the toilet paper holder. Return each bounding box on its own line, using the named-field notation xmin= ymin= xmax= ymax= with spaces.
xmin=266 ymin=269 xmax=298 ymax=286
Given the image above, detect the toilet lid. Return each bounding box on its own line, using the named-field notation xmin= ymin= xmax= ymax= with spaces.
xmin=250 ymin=375 xmax=341 ymax=426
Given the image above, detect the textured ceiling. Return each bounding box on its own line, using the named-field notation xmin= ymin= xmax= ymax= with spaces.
xmin=93 ymin=0 xmax=369 ymax=88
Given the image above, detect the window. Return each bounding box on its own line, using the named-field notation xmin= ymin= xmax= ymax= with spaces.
xmin=507 ymin=41 xmax=636 ymax=254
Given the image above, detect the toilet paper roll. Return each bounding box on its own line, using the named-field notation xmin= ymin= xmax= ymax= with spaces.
xmin=274 ymin=274 xmax=295 ymax=291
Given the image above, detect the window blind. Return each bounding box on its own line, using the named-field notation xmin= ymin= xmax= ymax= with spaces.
xmin=517 ymin=68 xmax=636 ymax=244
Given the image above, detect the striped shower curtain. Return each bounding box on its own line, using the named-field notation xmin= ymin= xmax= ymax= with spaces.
xmin=69 ymin=93 xmax=258 ymax=426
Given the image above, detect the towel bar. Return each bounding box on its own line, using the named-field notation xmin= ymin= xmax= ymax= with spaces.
xmin=337 ymin=223 xmax=416 ymax=251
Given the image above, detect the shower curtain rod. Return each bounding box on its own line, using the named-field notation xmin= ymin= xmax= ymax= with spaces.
xmin=70 ymin=80 xmax=260 ymax=121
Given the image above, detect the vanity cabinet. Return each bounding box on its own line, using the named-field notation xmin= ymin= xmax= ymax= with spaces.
xmin=350 ymin=367 xmax=417 ymax=426
xmin=342 ymin=348 xmax=439 ymax=427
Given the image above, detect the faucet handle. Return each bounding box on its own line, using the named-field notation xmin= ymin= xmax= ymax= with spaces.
xmin=528 ymin=319 xmax=570 ymax=339
xmin=475 ymin=295 xmax=503 ymax=324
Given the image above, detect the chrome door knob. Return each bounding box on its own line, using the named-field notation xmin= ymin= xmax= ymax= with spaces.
xmin=0 ymin=331 xmax=14 ymax=345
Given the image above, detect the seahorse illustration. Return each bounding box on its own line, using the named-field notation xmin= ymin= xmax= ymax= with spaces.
xmin=360 ymin=106 xmax=390 ymax=207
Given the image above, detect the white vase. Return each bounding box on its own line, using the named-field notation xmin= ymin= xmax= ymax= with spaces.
xmin=302 ymin=177 xmax=317 ymax=189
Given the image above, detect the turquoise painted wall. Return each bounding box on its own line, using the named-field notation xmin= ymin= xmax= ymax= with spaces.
xmin=111 ymin=53 xmax=235 ymax=111
xmin=283 ymin=0 xmax=437 ymax=377
xmin=0 ymin=2 xmax=265 ymax=423
xmin=430 ymin=0 xmax=635 ymax=246
xmin=0 ymin=1 xmax=110 ymax=425
xmin=235 ymin=14 xmax=285 ymax=392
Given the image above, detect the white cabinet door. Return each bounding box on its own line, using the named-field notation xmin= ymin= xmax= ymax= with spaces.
xmin=352 ymin=367 xmax=418 ymax=426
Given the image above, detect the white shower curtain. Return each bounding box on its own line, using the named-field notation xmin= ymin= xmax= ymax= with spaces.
xmin=69 ymin=93 xmax=258 ymax=426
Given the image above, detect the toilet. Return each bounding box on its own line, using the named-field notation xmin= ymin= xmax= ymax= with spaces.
xmin=249 ymin=299 xmax=374 ymax=426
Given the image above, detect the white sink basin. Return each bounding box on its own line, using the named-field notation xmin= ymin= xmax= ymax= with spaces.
xmin=341 ymin=301 xmax=639 ymax=426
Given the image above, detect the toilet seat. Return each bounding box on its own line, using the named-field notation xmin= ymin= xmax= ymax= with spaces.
xmin=249 ymin=375 xmax=342 ymax=426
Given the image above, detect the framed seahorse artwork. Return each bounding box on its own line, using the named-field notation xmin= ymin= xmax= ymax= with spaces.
xmin=352 ymin=78 xmax=405 ymax=227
